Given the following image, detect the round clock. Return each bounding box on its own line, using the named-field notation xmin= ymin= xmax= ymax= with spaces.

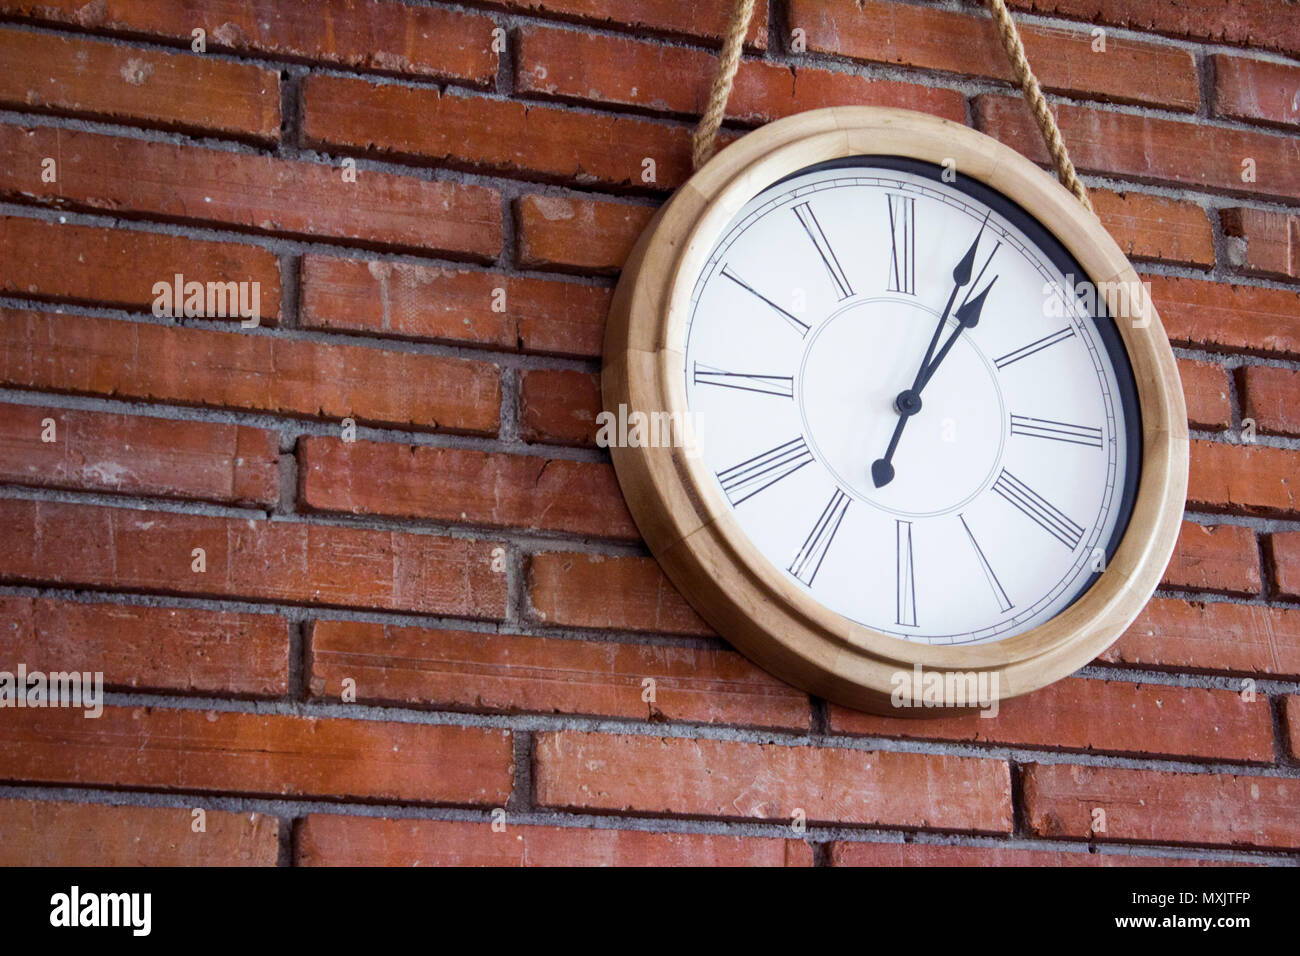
xmin=603 ymin=108 xmax=1188 ymax=714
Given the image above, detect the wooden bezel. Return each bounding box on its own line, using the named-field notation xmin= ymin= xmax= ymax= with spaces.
xmin=602 ymin=107 xmax=1188 ymax=715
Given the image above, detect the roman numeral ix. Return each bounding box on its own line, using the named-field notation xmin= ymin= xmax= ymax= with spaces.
xmin=788 ymin=489 xmax=850 ymax=586
xmin=716 ymin=437 xmax=813 ymax=506
xmin=991 ymin=470 xmax=1084 ymax=550
xmin=693 ymin=362 xmax=794 ymax=398
xmin=1010 ymin=414 xmax=1103 ymax=448
xmin=793 ymin=202 xmax=854 ymax=300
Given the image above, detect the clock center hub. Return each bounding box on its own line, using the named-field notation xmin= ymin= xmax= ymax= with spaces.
xmin=798 ymin=296 xmax=1007 ymax=519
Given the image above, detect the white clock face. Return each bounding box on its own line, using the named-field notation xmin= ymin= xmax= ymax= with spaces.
xmin=683 ymin=158 xmax=1141 ymax=646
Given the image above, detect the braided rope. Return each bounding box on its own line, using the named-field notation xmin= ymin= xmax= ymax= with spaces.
xmin=690 ymin=0 xmax=1094 ymax=212
xmin=691 ymin=0 xmax=757 ymax=170
xmin=982 ymin=0 xmax=1093 ymax=210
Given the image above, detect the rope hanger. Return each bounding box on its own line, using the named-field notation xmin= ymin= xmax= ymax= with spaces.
xmin=691 ymin=0 xmax=1094 ymax=212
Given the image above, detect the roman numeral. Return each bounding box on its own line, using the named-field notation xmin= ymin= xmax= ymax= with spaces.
xmin=716 ymin=437 xmax=813 ymax=506
xmin=693 ymin=362 xmax=794 ymax=398
xmin=959 ymin=514 xmax=1013 ymax=614
xmin=991 ymin=470 xmax=1084 ymax=550
xmin=793 ymin=202 xmax=853 ymax=300
xmin=886 ymin=194 xmax=915 ymax=295
xmin=788 ymin=489 xmax=850 ymax=586
xmin=896 ymin=519 xmax=917 ymax=627
xmin=994 ymin=327 xmax=1075 ymax=369
xmin=720 ymin=265 xmax=810 ymax=337
xmin=1010 ymin=414 xmax=1103 ymax=448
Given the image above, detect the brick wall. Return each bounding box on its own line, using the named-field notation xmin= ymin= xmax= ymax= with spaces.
xmin=0 ymin=0 xmax=1297 ymax=867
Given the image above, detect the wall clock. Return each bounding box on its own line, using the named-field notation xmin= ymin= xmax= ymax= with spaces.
xmin=603 ymin=108 xmax=1188 ymax=714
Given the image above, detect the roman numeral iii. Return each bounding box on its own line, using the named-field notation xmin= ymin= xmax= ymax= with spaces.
xmin=788 ymin=488 xmax=850 ymax=586
xmin=1010 ymin=414 xmax=1103 ymax=448
xmin=716 ymin=437 xmax=813 ymax=506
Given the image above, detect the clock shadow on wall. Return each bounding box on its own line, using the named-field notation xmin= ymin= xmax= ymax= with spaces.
xmin=744 ymin=154 xmax=1144 ymax=639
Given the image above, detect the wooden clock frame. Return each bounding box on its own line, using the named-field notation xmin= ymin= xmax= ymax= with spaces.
xmin=602 ymin=107 xmax=1188 ymax=715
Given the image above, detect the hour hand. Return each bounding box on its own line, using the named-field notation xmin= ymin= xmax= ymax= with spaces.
xmin=918 ymin=276 xmax=998 ymax=391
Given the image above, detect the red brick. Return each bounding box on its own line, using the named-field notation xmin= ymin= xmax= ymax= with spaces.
xmin=0 ymin=27 xmax=279 ymax=142
xmin=1283 ymin=697 xmax=1300 ymax=760
xmin=0 ymin=309 xmax=500 ymax=435
xmin=297 ymin=436 xmax=637 ymax=540
xmin=1164 ymin=522 xmax=1262 ymax=597
xmin=0 ymin=596 xmax=289 ymax=697
xmin=1212 ymin=55 xmax=1300 ymax=130
xmin=1273 ymin=532 xmax=1300 ymax=600
xmin=790 ymin=0 xmax=1198 ymax=111
xmin=514 ymin=23 xmax=967 ymax=123
xmin=0 ymin=403 xmax=280 ymax=506
xmin=519 ymin=368 xmax=602 ymax=447
xmin=1179 ymin=359 xmax=1232 ymax=431
xmin=0 ymin=800 xmax=279 ymax=866
xmin=0 ymin=499 xmax=508 ymax=618
xmin=515 ymin=194 xmax=654 ymax=274
xmin=303 ymin=74 xmax=698 ymax=192
xmin=0 ymin=0 xmax=498 ymax=84
xmin=1090 ymin=191 xmax=1214 ymax=268
xmin=1188 ymin=440 xmax=1300 ymax=518
xmin=1103 ymin=597 xmax=1300 ymax=680
xmin=1022 ymin=763 xmax=1300 ymax=849
xmin=976 ymin=95 xmax=1300 ymax=203
xmin=829 ymin=677 xmax=1272 ymax=764
xmin=1147 ymin=275 xmax=1300 ymax=358
xmin=534 ymin=730 xmax=1013 ymax=831
xmin=1221 ymin=207 xmax=1300 ymax=282
xmin=0 ymin=125 xmax=501 ymax=258
xmin=307 ymin=619 xmax=810 ymax=730
xmin=513 ymin=189 xmax=1212 ymax=277
xmin=1003 ymin=0 xmax=1300 ymax=57
xmin=1241 ymin=365 xmax=1300 ymax=437
xmin=497 ymin=0 xmax=769 ymax=49
xmin=297 ymin=814 xmax=810 ymax=866
xmin=299 ymin=254 xmax=609 ymax=358
xmin=0 ymin=705 xmax=513 ymax=804
xmin=829 ymin=842 xmax=1225 ymax=867
xmin=0 ymin=216 xmax=281 ymax=321
xmin=529 ymin=552 xmax=712 ymax=636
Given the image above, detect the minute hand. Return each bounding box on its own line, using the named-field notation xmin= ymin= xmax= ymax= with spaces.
xmin=911 ymin=214 xmax=987 ymax=392
xmin=917 ymin=276 xmax=998 ymax=391
xmin=868 ymin=223 xmax=988 ymax=489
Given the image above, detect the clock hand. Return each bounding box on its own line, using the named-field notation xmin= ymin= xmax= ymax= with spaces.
xmin=917 ymin=275 xmax=998 ymax=391
xmin=911 ymin=211 xmax=988 ymax=390
xmin=870 ymin=215 xmax=990 ymax=490
xmin=871 ymin=276 xmax=998 ymax=488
